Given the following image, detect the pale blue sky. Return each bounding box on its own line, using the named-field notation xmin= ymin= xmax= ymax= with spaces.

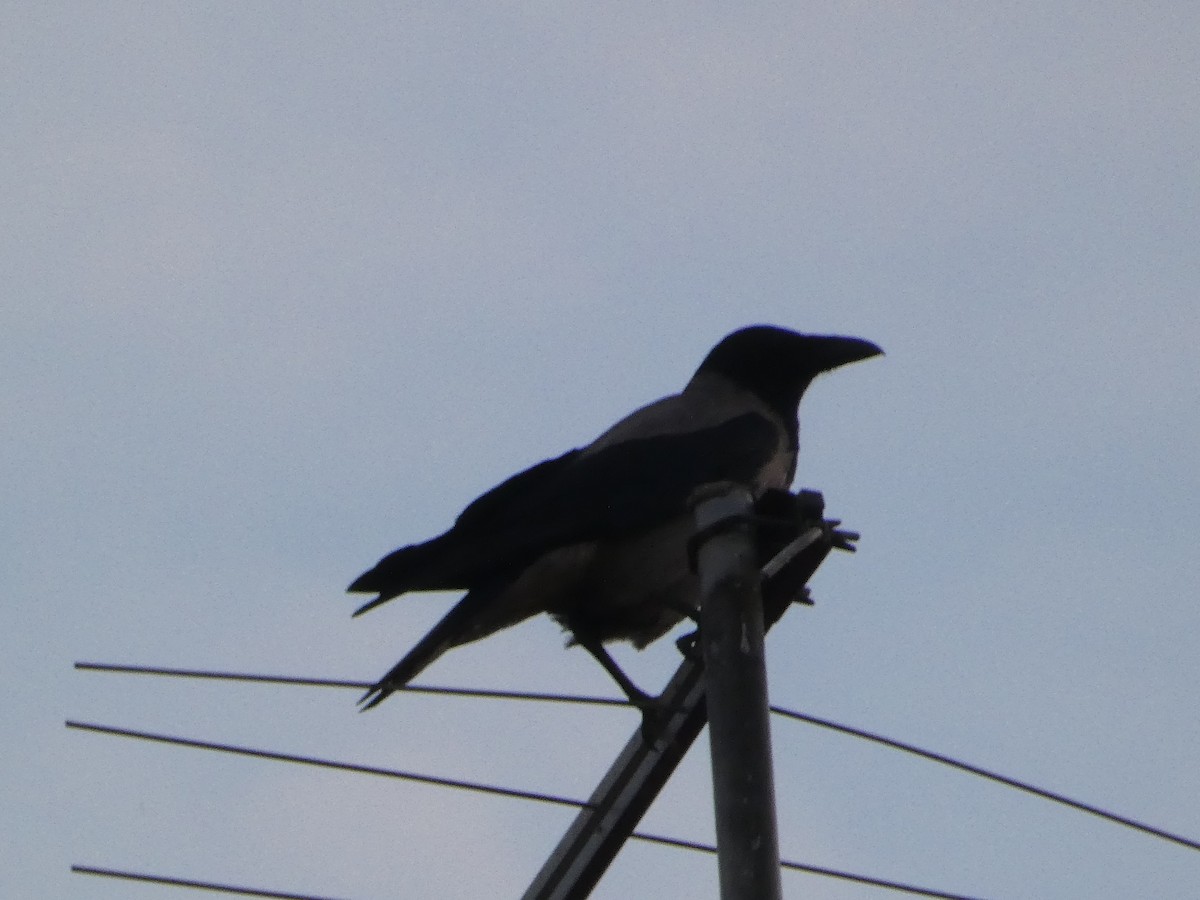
xmin=5 ymin=4 xmax=1199 ymax=898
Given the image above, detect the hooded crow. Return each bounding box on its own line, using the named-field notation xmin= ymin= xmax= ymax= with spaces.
xmin=350 ymin=325 xmax=882 ymax=709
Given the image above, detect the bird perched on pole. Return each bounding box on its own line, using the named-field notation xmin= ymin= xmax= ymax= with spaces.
xmin=349 ymin=325 xmax=882 ymax=710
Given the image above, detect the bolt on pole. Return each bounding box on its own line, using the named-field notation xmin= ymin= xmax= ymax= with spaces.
xmin=692 ymin=484 xmax=784 ymax=900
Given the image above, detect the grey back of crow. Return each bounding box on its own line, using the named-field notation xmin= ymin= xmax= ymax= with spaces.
xmin=349 ymin=325 xmax=882 ymax=708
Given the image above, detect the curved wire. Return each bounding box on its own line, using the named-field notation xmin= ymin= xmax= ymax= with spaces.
xmin=72 ymin=865 xmax=344 ymax=900
xmin=75 ymin=661 xmax=1200 ymax=854
xmin=768 ymin=706 xmax=1200 ymax=854
xmin=66 ymin=719 xmax=981 ymax=899
xmin=65 ymin=720 xmax=586 ymax=809
xmin=74 ymin=662 xmax=626 ymax=705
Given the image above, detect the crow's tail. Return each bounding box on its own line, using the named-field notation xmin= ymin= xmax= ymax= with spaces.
xmin=358 ymin=586 xmax=500 ymax=710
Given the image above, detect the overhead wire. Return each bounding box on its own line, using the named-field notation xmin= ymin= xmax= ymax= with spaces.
xmin=74 ymin=661 xmax=626 ymax=706
xmin=66 ymin=720 xmax=586 ymax=810
xmin=66 ymin=719 xmax=981 ymax=899
xmin=768 ymin=707 xmax=1200 ymax=854
xmin=630 ymin=834 xmax=982 ymax=899
xmin=76 ymin=849 xmax=979 ymax=900
xmin=75 ymin=661 xmax=1200 ymax=855
xmin=71 ymin=865 xmax=345 ymax=900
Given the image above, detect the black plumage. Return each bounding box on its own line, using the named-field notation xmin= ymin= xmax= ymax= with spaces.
xmin=349 ymin=325 xmax=882 ymax=708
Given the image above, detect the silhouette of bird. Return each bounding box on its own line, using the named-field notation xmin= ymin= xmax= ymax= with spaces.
xmin=349 ymin=325 xmax=882 ymax=709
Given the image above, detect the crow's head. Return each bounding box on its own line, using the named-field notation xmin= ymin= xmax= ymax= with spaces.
xmin=694 ymin=325 xmax=883 ymax=416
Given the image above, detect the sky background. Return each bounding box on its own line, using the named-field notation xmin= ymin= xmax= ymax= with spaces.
xmin=5 ymin=4 xmax=1200 ymax=898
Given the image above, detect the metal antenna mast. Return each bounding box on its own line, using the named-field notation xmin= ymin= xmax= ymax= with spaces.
xmin=694 ymin=484 xmax=783 ymax=899
xmin=523 ymin=489 xmax=849 ymax=900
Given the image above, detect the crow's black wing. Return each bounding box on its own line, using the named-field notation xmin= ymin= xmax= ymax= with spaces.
xmin=347 ymin=448 xmax=582 ymax=609
xmin=453 ymin=448 xmax=582 ymax=535
xmin=353 ymin=411 xmax=783 ymax=705
xmin=485 ymin=411 xmax=780 ymax=544
xmin=349 ymin=412 xmax=780 ymax=611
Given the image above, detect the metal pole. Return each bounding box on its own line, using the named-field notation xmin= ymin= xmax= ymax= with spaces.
xmin=523 ymin=488 xmax=846 ymax=899
xmin=693 ymin=484 xmax=784 ymax=900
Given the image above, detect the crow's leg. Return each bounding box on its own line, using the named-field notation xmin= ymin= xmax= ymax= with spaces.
xmin=578 ymin=637 xmax=654 ymax=706
xmin=578 ymin=637 xmax=668 ymax=741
